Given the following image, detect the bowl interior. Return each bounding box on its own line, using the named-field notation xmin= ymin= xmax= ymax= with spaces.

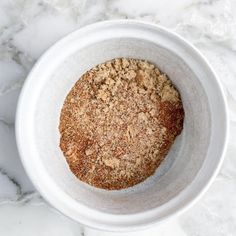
xmin=17 ymin=22 xmax=227 ymax=229
xmin=33 ymin=40 xmax=210 ymax=214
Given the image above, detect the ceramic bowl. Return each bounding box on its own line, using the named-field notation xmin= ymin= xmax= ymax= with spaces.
xmin=15 ymin=20 xmax=228 ymax=231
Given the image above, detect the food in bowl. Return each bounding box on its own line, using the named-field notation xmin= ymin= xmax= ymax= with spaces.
xmin=59 ymin=58 xmax=184 ymax=190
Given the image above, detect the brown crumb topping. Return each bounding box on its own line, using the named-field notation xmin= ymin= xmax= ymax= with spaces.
xmin=59 ymin=58 xmax=184 ymax=190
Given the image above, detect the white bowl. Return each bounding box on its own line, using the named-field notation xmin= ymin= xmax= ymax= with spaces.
xmin=16 ymin=20 xmax=228 ymax=231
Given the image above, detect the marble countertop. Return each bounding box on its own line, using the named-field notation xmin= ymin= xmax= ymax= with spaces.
xmin=0 ymin=0 xmax=236 ymax=235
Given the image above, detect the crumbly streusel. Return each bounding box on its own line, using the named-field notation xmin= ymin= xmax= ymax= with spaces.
xmin=59 ymin=58 xmax=184 ymax=190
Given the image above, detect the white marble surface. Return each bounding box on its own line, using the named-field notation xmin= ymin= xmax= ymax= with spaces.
xmin=0 ymin=0 xmax=236 ymax=235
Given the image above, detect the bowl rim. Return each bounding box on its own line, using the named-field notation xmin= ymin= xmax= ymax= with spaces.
xmin=15 ymin=19 xmax=229 ymax=232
